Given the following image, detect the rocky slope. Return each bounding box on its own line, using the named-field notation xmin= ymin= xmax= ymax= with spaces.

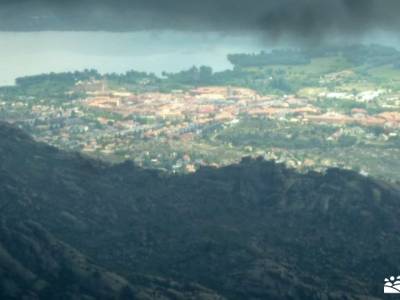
xmin=0 ymin=122 xmax=399 ymax=299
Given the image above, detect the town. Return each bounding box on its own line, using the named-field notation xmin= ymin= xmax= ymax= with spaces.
xmin=1 ymin=45 xmax=399 ymax=181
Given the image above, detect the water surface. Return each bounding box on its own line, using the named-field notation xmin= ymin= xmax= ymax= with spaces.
xmin=0 ymin=31 xmax=265 ymax=86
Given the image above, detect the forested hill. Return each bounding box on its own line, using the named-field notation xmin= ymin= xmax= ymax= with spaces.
xmin=1 ymin=122 xmax=400 ymax=299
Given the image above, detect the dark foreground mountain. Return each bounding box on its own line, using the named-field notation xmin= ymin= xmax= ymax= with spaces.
xmin=0 ymin=122 xmax=399 ymax=300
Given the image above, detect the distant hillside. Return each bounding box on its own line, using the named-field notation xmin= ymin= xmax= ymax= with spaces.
xmin=0 ymin=122 xmax=399 ymax=299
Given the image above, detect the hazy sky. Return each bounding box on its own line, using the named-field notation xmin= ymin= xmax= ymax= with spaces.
xmin=0 ymin=0 xmax=399 ymax=42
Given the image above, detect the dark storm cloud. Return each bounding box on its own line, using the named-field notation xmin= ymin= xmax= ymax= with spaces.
xmin=0 ymin=0 xmax=399 ymax=38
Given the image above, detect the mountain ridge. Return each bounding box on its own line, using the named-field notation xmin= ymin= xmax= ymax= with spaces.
xmin=0 ymin=121 xmax=399 ymax=299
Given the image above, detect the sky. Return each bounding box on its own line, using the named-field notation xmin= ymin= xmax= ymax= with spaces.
xmin=0 ymin=0 xmax=399 ymax=43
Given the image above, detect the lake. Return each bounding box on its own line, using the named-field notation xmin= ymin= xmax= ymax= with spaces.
xmin=0 ymin=31 xmax=266 ymax=86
